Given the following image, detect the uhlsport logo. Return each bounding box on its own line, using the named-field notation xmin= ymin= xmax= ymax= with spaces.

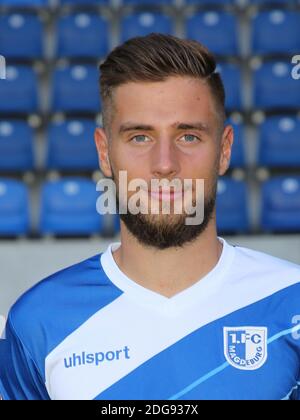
xmin=223 ymin=327 xmax=268 ymax=371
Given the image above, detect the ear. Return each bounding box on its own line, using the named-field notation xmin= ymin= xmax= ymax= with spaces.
xmin=218 ymin=125 xmax=234 ymax=176
xmin=94 ymin=127 xmax=112 ymax=178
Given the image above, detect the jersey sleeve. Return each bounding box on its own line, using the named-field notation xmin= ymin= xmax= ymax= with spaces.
xmin=293 ymin=382 xmax=300 ymax=400
xmin=1 ymin=314 xmax=50 ymax=400
xmin=0 ymin=378 xmax=8 ymax=401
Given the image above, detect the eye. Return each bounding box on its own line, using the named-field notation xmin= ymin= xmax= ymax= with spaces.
xmin=180 ymin=134 xmax=200 ymax=143
xmin=131 ymin=135 xmax=150 ymax=143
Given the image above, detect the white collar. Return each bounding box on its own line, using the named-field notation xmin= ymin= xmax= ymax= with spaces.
xmin=100 ymin=237 xmax=236 ymax=313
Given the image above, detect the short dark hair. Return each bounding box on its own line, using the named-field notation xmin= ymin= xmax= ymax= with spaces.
xmin=99 ymin=33 xmax=226 ymax=132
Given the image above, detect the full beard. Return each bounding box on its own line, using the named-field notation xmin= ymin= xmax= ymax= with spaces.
xmin=118 ymin=195 xmax=216 ymax=250
xmin=111 ymin=174 xmax=218 ymax=250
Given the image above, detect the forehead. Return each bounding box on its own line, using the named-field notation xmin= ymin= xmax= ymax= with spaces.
xmin=112 ymin=76 xmax=216 ymax=126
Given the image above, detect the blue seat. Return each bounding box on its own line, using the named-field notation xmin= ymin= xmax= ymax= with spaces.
xmin=122 ymin=0 xmax=173 ymax=4
xmin=186 ymin=11 xmax=239 ymax=56
xmin=252 ymin=11 xmax=300 ymax=55
xmin=228 ymin=119 xmax=245 ymax=168
xmin=60 ymin=0 xmax=108 ymax=4
xmin=56 ymin=13 xmax=109 ymax=59
xmin=114 ymin=215 xmax=121 ymax=233
xmin=0 ymin=121 xmax=34 ymax=171
xmin=217 ymin=63 xmax=243 ymax=111
xmin=47 ymin=120 xmax=99 ymax=171
xmin=121 ymin=12 xmax=173 ymax=42
xmin=0 ymin=0 xmax=48 ymax=6
xmin=216 ymin=178 xmax=249 ymax=233
xmin=251 ymin=0 xmax=296 ymax=4
xmin=0 ymin=179 xmax=30 ymax=236
xmin=186 ymin=0 xmax=235 ymax=4
xmin=52 ymin=65 xmax=100 ymax=113
xmin=0 ymin=13 xmax=43 ymax=59
xmin=258 ymin=116 xmax=300 ymax=168
xmin=253 ymin=61 xmax=300 ymax=110
xmin=0 ymin=66 xmax=38 ymax=114
xmin=40 ymin=178 xmax=104 ymax=236
xmin=261 ymin=176 xmax=300 ymax=232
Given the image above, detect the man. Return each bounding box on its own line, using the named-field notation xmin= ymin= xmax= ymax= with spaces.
xmin=0 ymin=339 xmax=9 ymax=401
xmin=0 ymin=379 xmax=6 ymax=401
xmin=1 ymin=33 xmax=300 ymax=400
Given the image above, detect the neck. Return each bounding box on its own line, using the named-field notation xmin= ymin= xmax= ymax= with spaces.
xmin=112 ymin=220 xmax=223 ymax=298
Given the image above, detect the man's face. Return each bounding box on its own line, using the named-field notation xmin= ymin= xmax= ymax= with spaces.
xmin=95 ymin=76 xmax=233 ymax=249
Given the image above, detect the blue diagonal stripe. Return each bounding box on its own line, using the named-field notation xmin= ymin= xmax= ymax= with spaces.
xmin=168 ymin=362 xmax=229 ymax=401
xmin=268 ymin=324 xmax=300 ymax=344
xmin=169 ymin=324 xmax=300 ymax=400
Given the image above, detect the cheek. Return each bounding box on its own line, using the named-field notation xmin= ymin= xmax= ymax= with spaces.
xmin=183 ymin=146 xmax=218 ymax=178
xmin=111 ymin=145 xmax=150 ymax=179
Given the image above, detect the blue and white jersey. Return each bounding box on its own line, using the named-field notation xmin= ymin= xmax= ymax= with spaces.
xmin=0 ymin=378 xmax=7 ymax=400
xmin=1 ymin=238 xmax=300 ymax=400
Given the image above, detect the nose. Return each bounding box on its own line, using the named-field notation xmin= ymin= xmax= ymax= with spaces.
xmin=150 ymin=137 xmax=181 ymax=179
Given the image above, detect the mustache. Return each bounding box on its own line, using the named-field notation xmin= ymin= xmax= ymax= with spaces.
xmin=111 ymin=177 xmax=197 ymax=193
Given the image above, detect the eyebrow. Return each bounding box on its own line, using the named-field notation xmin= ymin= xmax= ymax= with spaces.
xmin=118 ymin=122 xmax=210 ymax=134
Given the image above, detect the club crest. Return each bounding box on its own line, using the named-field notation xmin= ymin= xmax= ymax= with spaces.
xmin=223 ymin=327 xmax=268 ymax=371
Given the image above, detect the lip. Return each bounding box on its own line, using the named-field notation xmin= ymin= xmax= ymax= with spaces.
xmin=149 ymin=190 xmax=184 ymax=201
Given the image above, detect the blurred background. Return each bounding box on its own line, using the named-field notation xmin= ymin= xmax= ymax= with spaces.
xmin=0 ymin=0 xmax=299 ymax=318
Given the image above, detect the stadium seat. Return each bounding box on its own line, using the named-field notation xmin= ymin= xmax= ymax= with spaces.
xmin=114 ymin=215 xmax=121 ymax=233
xmin=52 ymin=65 xmax=100 ymax=113
xmin=40 ymin=178 xmax=104 ymax=236
xmin=0 ymin=66 xmax=38 ymax=114
xmin=216 ymin=178 xmax=249 ymax=233
xmin=228 ymin=120 xmax=245 ymax=168
xmin=186 ymin=0 xmax=235 ymax=4
xmin=253 ymin=61 xmax=300 ymax=110
xmin=251 ymin=10 xmax=300 ymax=55
xmin=0 ymin=13 xmax=43 ymax=60
xmin=121 ymin=12 xmax=173 ymax=42
xmin=59 ymin=0 xmax=108 ymax=5
xmin=56 ymin=13 xmax=110 ymax=59
xmin=250 ymin=0 xmax=296 ymax=5
xmin=217 ymin=63 xmax=243 ymax=111
xmin=186 ymin=11 xmax=239 ymax=56
xmin=122 ymin=0 xmax=173 ymax=4
xmin=258 ymin=116 xmax=300 ymax=168
xmin=0 ymin=121 xmax=34 ymax=171
xmin=0 ymin=0 xmax=48 ymax=6
xmin=261 ymin=176 xmax=300 ymax=232
xmin=216 ymin=177 xmax=249 ymax=233
xmin=0 ymin=179 xmax=30 ymax=236
xmin=46 ymin=120 xmax=99 ymax=171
